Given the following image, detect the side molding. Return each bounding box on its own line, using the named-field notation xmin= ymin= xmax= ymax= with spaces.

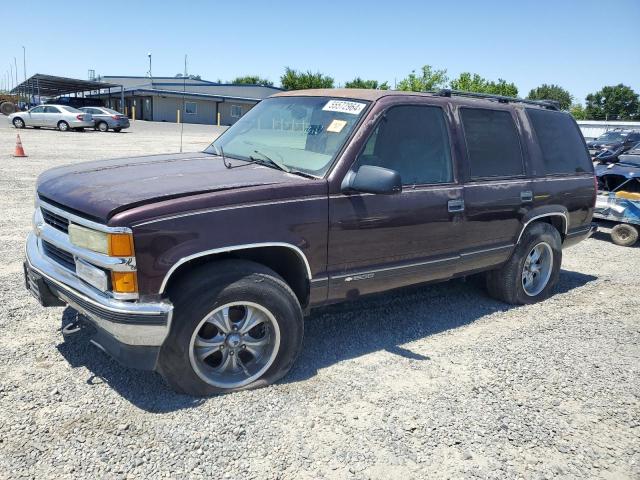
xmin=158 ymin=242 xmax=312 ymax=294
xmin=516 ymin=212 xmax=568 ymax=244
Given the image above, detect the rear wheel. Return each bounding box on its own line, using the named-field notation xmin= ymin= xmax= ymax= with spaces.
xmin=157 ymin=260 xmax=304 ymax=396
xmin=486 ymin=222 xmax=562 ymax=304
xmin=57 ymin=121 xmax=69 ymax=132
xmin=12 ymin=117 xmax=25 ymax=129
xmin=97 ymin=121 xmax=109 ymax=132
xmin=610 ymin=223 xmax=638 ymax=247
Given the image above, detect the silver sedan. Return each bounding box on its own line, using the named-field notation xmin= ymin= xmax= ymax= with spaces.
xmin=7 ymin=105 xmax=94 ymax=132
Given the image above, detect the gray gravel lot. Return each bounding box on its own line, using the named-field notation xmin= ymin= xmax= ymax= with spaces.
xmin=0 ymin=120 xmax=638 ymax=479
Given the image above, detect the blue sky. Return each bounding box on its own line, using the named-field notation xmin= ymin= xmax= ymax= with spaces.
xmin=1 ymin=0 xmax=638 ymax=104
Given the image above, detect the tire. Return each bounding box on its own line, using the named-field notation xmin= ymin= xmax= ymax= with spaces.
xmin=97 ymin=121 xmax=108 ymax=132
xmin=1 ymin=101 xmax=15 ymax=115
xmin=12 ymin=117 xmax=25 ymax=129
xmin=113 ymin=128 xmax=122 ymax=133
xmin=157 ymin=260 xmax=304 ymax=396
xmin=610 ymin=223 xmax=638 ymax=247
xmin=57 ymin=121 xmax=70 ymax=132
xmin=486 ymin=222 xmax=562 ymax=305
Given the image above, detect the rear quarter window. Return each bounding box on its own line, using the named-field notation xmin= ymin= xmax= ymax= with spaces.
xmin=460 ymin=108 xmax=525 ymax=179
xmin=526 ymin=108 xmax=591 ymax=175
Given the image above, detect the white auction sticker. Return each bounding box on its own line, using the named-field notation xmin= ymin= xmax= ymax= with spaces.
xmin=322 ymin=100 xmax=367 ymax=115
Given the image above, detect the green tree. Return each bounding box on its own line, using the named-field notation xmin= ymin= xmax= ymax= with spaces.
xmin=344 ymin=77 xmax=389 ymax=90
xmin=450 ymin=72 xmax=518 ymax=97
xmin=280 ymin=67 xmax=334 ymax=90
xmin=570 ymin=104 xmax=587 ymax=120
xmin=585 ymin=84 xmax=640 ymax=120
xmin=527 ymin=84 xmax=573 ymax=110
xmin=231 ymin=75 xmax=274 ymax=87
xmin=397 ymin=65 xmax=448 ymax=92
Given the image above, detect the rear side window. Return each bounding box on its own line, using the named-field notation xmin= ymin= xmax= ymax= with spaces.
xmin=526 ymin=108 xmax=591 ymax=174
xmin=461 ymin=108 xmax=524 ymax=179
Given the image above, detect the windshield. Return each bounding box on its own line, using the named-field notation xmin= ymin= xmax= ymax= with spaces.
xmin=205 ymin=96 xmax=369 ymax=177
xmin=596 ymin=131 xmax=625 ymax=143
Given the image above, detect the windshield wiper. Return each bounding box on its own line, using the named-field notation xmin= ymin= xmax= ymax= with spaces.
xmin=249 ymin=149 xmax=291 ymax=173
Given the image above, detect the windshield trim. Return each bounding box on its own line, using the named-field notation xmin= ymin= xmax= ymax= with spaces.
xmin=204 ymin=95 xmax=373 ymax=179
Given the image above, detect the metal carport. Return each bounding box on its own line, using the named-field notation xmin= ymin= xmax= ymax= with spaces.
xmin=11 ymin=73 xmax=124 ymax=106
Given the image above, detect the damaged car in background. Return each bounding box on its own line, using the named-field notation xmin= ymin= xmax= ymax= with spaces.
xmin=588 ymin=129 xmax=640 ymax=160
xmin=595 ymin=144 xmax=640 ymax=246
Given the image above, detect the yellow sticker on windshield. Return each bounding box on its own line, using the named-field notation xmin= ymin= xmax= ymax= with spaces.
xmin=327 ymin=119 xmax=347 ymax=133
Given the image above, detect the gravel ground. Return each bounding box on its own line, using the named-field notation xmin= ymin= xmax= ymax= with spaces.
xmin=0 ymin=120 xmax=638 ymax=479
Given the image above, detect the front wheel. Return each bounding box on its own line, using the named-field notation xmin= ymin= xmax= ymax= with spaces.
xmin=157 ymin=260 xmax=304 ymax=396
xmin=486 ymin=222 xmax=562 ymax=305
xmin=97 ymin=121 xmax=109 ymax=132
xmin=57 ymin=121 xmax=70 ymax=132
xmin=12 ymin=117 xmax=25 ymax=129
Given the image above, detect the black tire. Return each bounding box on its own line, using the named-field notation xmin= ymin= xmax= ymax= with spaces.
xmin=157 ymin=260 xmax=304 ymax=396
xmin=12 ymin=117 xmax=25 ymax=129
xmin=97 ymin=121 xmax=109 ymax=132
xmin=57 ymin=121 xmax=70 ymax=132
xmin=610 ymin=223 xmax=638 ymax=247
xmin=113 ymin=128 xmax=122 ymax=132
xmin=486 ymin=222 xmax=562 ymax=305
xmin=1 ymin=101 xmax=15 ymax=115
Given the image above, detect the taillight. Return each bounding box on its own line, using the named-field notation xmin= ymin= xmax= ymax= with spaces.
xmin=111 ymin=115 xmax=120 ymax=120
xmin=76 ymin=114 xmax=84 ymax=120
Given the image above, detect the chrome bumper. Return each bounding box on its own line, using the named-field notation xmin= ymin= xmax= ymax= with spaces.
xmin=25 ymin=232 xmax=172 ymax=347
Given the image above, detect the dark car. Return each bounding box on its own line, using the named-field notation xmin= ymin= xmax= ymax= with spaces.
xmin=24 ymin=89 xmax=597 ymax=395
xmin=80 ymin=107 xmax=130 ymax=132
xmin=587 ymin=129 xmax=640 ymax=158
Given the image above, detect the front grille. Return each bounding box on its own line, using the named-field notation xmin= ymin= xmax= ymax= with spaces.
xmin=42 ymin=208 xmax=69 ymax=234
xmin=42 ymin=240 xmax=75 ymax=271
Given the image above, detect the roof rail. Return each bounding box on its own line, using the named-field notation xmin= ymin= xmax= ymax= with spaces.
xmin=434 ymin=89 xmax=560 ymax=110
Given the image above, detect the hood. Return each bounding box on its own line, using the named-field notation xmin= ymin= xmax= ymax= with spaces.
xmin=589 ymin=140 xmax=623 ymax=149
xmin=37 ymin=152 xmax=308 ymax=221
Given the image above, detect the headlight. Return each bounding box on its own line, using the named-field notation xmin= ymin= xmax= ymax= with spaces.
xmin=68 ymin=224 xmax=134 ymax=257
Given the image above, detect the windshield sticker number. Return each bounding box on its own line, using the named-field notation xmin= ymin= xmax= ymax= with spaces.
xmin=327 ymin=119 xmax=347 ymax=133
xmin=322 ymin=100 xmax=366 ymax=115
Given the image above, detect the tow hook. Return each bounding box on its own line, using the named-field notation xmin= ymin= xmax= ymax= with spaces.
xmin=62 ymin=320 xmax=83 ymax=335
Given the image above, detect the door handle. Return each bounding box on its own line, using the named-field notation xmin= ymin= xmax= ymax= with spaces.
xmin=447 ymin=199 xmax=465 ymax=213
xmin=520 ymin=190 xmax=533 ymax=203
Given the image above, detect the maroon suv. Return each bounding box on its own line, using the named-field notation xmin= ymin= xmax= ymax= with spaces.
xmin=24 ymin=89 xmax=597 ymax=395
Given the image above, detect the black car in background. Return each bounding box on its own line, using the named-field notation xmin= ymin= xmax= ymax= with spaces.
xmin=587 ymin=129 xmax=640 ymax=158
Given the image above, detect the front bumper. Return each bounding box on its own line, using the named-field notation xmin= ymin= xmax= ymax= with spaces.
xmin=25 ymin=232 xmax=172 ymax=369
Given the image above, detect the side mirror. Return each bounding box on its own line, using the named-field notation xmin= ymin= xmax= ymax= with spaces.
xmin=342 ymin=165 xmax=402 ymax=195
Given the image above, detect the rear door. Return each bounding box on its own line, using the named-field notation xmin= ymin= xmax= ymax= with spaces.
xmin=328 ymin=102 xmax=465 ymax=300
xmin=455 ymin=106 xmax=532 ymax=271
xmin=44 ymin=106 xmax=62 ymax=127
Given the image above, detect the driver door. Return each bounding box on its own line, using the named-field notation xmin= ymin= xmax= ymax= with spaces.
xmin=27 ymin=106 xmax=45 ymax=126
xmin=327 ymin=103 xmax=465 ymax=301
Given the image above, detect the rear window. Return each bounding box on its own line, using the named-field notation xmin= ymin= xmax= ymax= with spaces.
xmin=526 ymin=109 xmax=591 ymax=174
xmin=460 ymin=108 xmax=524 ymax=179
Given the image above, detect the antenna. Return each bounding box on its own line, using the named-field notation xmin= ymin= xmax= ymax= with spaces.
xmin=220 ymin=146 xmax=232 ymax=169
xmin=180 ymin=54 xmax=187 ymax=153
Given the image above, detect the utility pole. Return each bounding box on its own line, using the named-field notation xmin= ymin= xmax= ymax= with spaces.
xmin=14 ymin=57 xmax=18 ymax=86
xmin=9 ymin=64 xmax=13 ymax=91
xmin=22 ymin=46 xmax=26 ymax=81
xmin=147 ymin=52 xmax=152 ymax=79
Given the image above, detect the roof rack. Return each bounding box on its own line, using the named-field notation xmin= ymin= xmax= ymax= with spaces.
xmin=434 ymin=89 xmax=560 ymax=110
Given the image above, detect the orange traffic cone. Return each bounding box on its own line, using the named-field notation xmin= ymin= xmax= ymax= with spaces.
xmin=13 ymin=134 xmax=27 ymax=157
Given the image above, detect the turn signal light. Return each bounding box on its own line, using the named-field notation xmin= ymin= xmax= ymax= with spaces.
xmin=111 ymin=271 xmax=138 ymax=294
xmin=108 ymin=233 xmax=135 ymax=257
